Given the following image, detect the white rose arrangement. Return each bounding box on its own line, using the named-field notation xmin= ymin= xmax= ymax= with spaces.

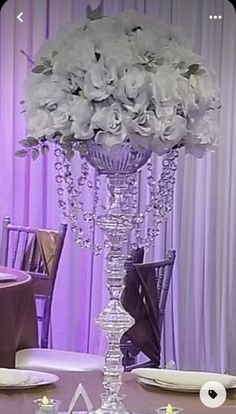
xmin=17 ymin=6 xmax=220 ymax=160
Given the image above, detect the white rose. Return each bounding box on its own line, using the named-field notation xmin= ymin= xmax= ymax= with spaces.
xmin=53 ymin=39 xmax=95 ymax=75
xmin=69 ymin=97 xmax=94 ymax=139
xmin=151 ymin=68 xmax=180 ymax=107
xmin=184 ymin=111 xmax=218 ymax=158
xmin=26 ymin=109 xmax=55 ymax=138
xmin=24 ymin=74 xmax=68 ymax=109
xmin=92 ymin=103 xmax=127 ymax=147
xmin=161 ymin=115 xmax=187 ymax=141
xmin=190 ymin=71 xmax=220 ymax=111
xmin=177 ymin=76 xmax=198 ymax=115
xmin=84 ymin=60 xmax=117 ymax=101
xmin=116 ymin=67 xmax=150 ymax=113
xmin=135 ymin=29 xmax=162 ymax=57
xmin=100 ymin=36 xmax=140 ymax=69
xmin=92 ymin=103 xmax=123 ymax=132
xmin=117 ymin=67 xmax=146 ymax=100
xmin=51 ymin=106 xmax=71 ymax=134
xmin=71 ymin=121 xmax=94 ymax=140
xmin=151 ymin=115 xmax=187 ymax=155
xmin=126 ymin=111 xmax=159 ymax=136
xmin=69 ymin=97 xmax=93 ymax=124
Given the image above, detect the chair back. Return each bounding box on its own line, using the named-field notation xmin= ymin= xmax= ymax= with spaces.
xmin=134 ymin=249 xmax=176 ymax=332
xmin=121 ymin=247 xmax=144 ymax=367
xmin=0 ymin=216 xmax=67 ymax=348
xmin=121 ymin=249 xmax=176 ymax=370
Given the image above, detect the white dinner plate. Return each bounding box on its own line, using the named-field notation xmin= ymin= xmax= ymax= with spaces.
xmin=0 ymin=369 xmax=59 ymax=389
xmin=0 ymin=272 xmax=17 ymax=282
xmin=138 ymin=377 xmax=200 ymax=392
xmin=138 ymin=377 xmax=236 ymax=393
xmin=132 ymin=368 xmax=236 ymax=390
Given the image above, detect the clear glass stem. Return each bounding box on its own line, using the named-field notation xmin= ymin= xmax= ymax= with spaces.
xmin=95 ymin=174 xmax=134 ymax=414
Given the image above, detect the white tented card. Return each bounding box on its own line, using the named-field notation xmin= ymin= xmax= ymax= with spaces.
xmin=67 ymin=383 xmax=93 ymax=414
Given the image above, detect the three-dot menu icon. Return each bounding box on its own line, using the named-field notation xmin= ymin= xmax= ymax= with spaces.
xmin=209 ymin=15 xmax=222 ymax=19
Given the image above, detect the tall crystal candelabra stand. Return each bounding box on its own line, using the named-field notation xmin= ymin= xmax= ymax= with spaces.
xmin=54 ymin=142 xmax=178 ymax=414
xmin=86 ymin=144 xmax=151 ymax=414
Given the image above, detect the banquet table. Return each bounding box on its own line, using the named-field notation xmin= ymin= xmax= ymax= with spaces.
xmin=0 ymin=267 xmax=38 ymax=368
xmin=0 ymin=370 xmax=235 ymax=414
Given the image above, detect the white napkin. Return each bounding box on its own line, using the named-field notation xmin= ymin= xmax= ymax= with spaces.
xmin=0 ymin=272 xmax=17 ymax=282
xmin=0 ymin=369 xmax=30 ymax=386
xmin=165 ymin=360 xmax=176 ymax=370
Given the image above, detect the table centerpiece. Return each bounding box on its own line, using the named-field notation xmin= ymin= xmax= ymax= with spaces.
xmin=17 ymin=5 xmax=220 ymax=414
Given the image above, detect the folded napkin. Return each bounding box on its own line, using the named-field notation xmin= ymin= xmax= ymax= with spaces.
xmin=121 ymin=248 xmax=161 ymax=366
xmin=0 ymin=368 xmax=30 ymax=386
xmin=36 ymin=230 xmax=61 ymax=277
xmin=22 ymin=230 xmax=60 ymax=278
xmin=0 ymin=272 xmax=17 ymax=282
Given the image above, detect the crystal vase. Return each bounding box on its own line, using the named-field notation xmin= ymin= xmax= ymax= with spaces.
xmin=84 ymin=143 xmax=151 ymax=414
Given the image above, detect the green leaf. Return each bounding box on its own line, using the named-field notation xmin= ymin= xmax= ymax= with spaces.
xmin=195 ymin=68 xmax=206 ymax=76
xmin=65 ymin=150 xmax=74 ymax=161
xmin=19 ymin=139 xmax=31 ymax=148
xmin=74 ymin=143 xmax=86 ymax=156
xmin=21 ymin=137 xmax=38 ymax=148
xmin=61 ymin=142 xmax=73 ymax=151
xmin=62 ymin=135 xmax=77 ymax=144
xmin=15 ymin=149 xmax=28 ymax=158
xmin=28 ymin=137 xmax=39 ymax=146
xmin=31 ymin=65 xmax=45 ymax=74
xmin=86 ymin=3 xmax=103 ymax=20
xmin=31 ymin=148 xmax=40 ymax=160
xmin=43 ymin=68 xmax=53 ymax=76
xmin=40 ymin=58 xmax=51 ymax=67
xmin=182 ymin=72 xmax=190 ymax=79
xmin=176 ymin=61 xmax=185 ymax=70
xmin=62 ymin=134 xmax=74 ymax=141
xmin=51 ymin=51 xmax=58 ymax=57
xmin=41 ymin=144 xmax=49 ymax=155
xmin=188 ymin=64 xmax=200 ymax=74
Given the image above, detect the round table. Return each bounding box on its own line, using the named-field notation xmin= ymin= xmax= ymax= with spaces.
xmin=0 ymin=267 xmax=38 ymax=368
xmin=0 ymin=371 xmax=235 ymax=413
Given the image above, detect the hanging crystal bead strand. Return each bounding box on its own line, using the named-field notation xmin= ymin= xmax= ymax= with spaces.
xmin=54 ymin=146 xmax=110 ymax=254
xmin=54 ymin=146 xmax=178 ymax=254
xmin=144 ymin=149 xmax=178 ymax=249
xmin=128 ymin=150 xmax=178 ymax=250
xmin=54 ymin=148 xmax=69 ymax=221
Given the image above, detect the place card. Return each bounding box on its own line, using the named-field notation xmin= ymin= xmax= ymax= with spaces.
xmin=62 ymin=383 xmax=93 ymax=414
